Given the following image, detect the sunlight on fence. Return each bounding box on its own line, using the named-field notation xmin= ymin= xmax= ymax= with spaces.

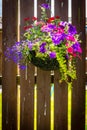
xmin=17 ymin=85 xmax=20 ymax=130
xmin=68 ymin=87 xmax=72 ymax=130
xmin=85 ymin=88 xmax=87 ymax=130
xmin=17 ymin=85 xmax=87 ymax=130
xmin=0 ymin=84 xmax=86 ymax=130
xmin=34 ymin=85 xmax=37 ymax=130
xmin=50 ymin=85 xmax=54 ymax=130
xmin=34 ymin=84 xmax=54 ymax=130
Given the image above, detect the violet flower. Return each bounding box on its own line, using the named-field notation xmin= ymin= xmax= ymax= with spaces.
xmin=68 ymin=24 xmax=77 ymax=35
xmin=28 ymin=41 xmax=33 ymax=50
xmin=40 ymin=42 xmax=46 ymax=53
xmin=49 ymin=52 xmax=56 ymax=59
xmin=59 ymin=21 xmax=68 ymax=28
xmin=41 ymin=3 xmax=50 ymax=9
xmin=72 ymin=42 xmax=82 ymax=53
xmin=41 ymin=24 xmax=56 ymax=32
xmin=52 ymin=33 xmax=66 ymax=45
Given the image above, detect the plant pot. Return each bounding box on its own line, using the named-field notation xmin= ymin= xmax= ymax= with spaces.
xmin=29 ymin=51 xmax=59 ymax=70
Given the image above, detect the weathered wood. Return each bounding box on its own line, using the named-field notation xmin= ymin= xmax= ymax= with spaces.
xmin=71 ymin=0 xmax=86 ymax=130
xmin=54 ymin=71 xmax=68 ymax=130
xmin=37 ymin=1 xmax=51 ymax=130
xmin=2 ymin=0 xmax=86 ymax=130
xmin=54 ymin=0 xmax=68 ymax=130
xmin=20 ymin=64 xmax=34 ymax=130
xmin=37 ymin=69 xmax=51 ymax=130
xmin=55 ymin=0 xmax=68 ymax=21
xmin=20 ymin=1 xmax=34 ymax=130
xmin=2 ymin=0 xmax=18 ymax=130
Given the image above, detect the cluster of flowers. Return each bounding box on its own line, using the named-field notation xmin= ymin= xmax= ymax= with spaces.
xmin=5 ymin=3 xmax=82 ymax=84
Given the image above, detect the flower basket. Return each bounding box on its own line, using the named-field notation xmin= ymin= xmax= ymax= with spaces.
xmin=5 ymin=3 xmax=82 ymax=85
xmin=29 ymin=51 xmax=59 ymax=70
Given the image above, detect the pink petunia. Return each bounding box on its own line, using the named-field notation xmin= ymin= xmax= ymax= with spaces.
xmin=67 ymin=47 xmax=73 ymax=54
xmin=66 ymin=35 xmax=75 ymax=42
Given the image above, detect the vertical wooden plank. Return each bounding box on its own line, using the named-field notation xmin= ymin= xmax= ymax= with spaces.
xmin=54 ymin=71 xmax=68 ymax=130
xmin=37 ymin=69 xmax=51 ymax=130
xmin=20 ymin=1 xmax=34 ymax=130
xmin=20 ymin=65 xmax=34 ymax=130
xmin=2 ymin=0 xmax=18 ymax=130
xmin=71 ymin=0 xmax=86 ymax=130
xmin=55 ymin=0 xmax=68 ymax=21
xmin=54 ymin=0 xmax=68 ymax=130
xmin=37 ymin=1 xmax=51 ymax=130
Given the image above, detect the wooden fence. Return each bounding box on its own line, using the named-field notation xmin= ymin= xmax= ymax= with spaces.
xmin=2 ymin=0 xmax=86 ymax=130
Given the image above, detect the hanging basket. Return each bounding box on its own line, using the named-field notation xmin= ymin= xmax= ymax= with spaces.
xmin=29 ymin=51 xmax=59 ymax=71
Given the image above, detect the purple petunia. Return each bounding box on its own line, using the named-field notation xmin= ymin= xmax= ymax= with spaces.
xmin=68 ymin=24 xmax=77 ymax=35
xmin=41 ymin=3 xmax=50 ymax=9
xmin=52 ymin=33 xmax=66 ymax=45
xmin=72 ymin=42 xmax=82 ymax=53
xmin=49 ymin=52 xmax=56 ymax=59
xmin=59 ymin=21 xmax=68 ymax=28
xmin=48 ymin=24 xmax=56 ymax=29
xmin=41 ymin=24 xmax=56 ymax=32
xmin=40 ymin=42 xmax=46 ymax=53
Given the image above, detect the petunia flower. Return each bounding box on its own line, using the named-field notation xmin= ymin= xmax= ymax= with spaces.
xmin=41 ymin=3 xmax=50 ymax=9
xmin=72 ymin=42 xmax=82 ymax=53
xmin=67 ymin=47 xmax=73 ymax=54
xmin=68 ymin=24 xmax=77 ymax=35
xmin=49 ymin=52 xmax=56 ymax=59
xmin=66 ymin=35 xmax=75 ymax=42
xmin=40 ymin=42 xmax=46 ymax=53
xmin=41 ymin=24 xmax=56 ymax=32
xmin=52 ymin=33 xmax=66 ymax=45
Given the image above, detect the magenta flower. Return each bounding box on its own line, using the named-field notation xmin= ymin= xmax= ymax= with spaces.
xmin=41 ymin=24 xmax=56 ymax=32
xmin=66 ymin=35 xmax=75 ymax=41
xmin=67 ymin=47 xmax=73 ymax=54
